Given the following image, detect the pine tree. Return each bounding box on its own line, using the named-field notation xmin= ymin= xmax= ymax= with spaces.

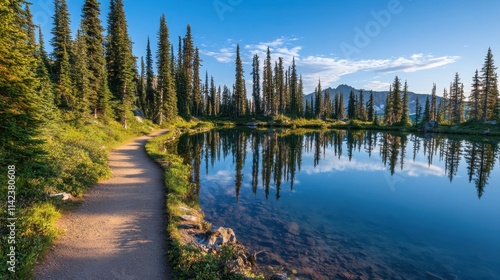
xmin=216 ymin=85 xmax=221 ymax=115
xmin=263 ymin=47 xmax=273 ymax=115
xmin=204 ymin=71 xmax=210 ymax=115
xmin=57 ymin=45 xmax=74 ymax=108
xmin=358 ymin=89 xmax=366 ymax=121
xmin=192 ymin=47 xmax=202 ymax=116
xmin=348 ymin=89 xmax=356 ymax=120
xmin=430 ymin=83 xmax=437 ymax=121
xmin=275 ymin=58 xmax=285 ymax=114
xmin=391 ymin=76 xmax=402 ymax=123
xmin=144 ymin=37 xmax=155 ymax=118
xmin=106 ymin=0 xmax=137 ymax=126
xmin=221 ymin=85 xmax=230 ymax=116
xmin=493 ymin=74 xmax=500 ymax=119
xmin=289 ymin=58 xmax=299 ymax=117
xmin=38 ymin=26 xmax=51 ymax=75
xmin=415 ymin=96 xmax=422 ymax=125
xmin=367 ymin=90 xmax=375 ymax=122
xmin=480 ymin=48 xmax=498 ymax=122
xmin=324 ymin=90 xmax=332 ymax=118
xmin=82 ymin=0 xmax=109 ymax=117
xmin=297 ymin=75 xmax=304 ymax=117
xmin=333 ymin=94 xmax=339 ymax=119
xmin=251 ymin=54 xmax=261 ymax=115
xmin=156 ymin=14 xmax=177 ymax=123
xmin=338 ymin=92 xmax=345 ymax=119
xmin=450 ymin=73 xmax=465 ymax=124
xmin=314 ymin=80 xmax=323 ymax=119
xmin=32 ymin=10 xmax=59 ymax=125
xmin=422 ymin=96 xmax=431 ymax=123
xmin=25 ymin=3 xmax=36 ymax=46
xmin=400 ymin=80 xmax=410 ymax=126
xmin=470 ymin=69 xmax=482 ymax=121
xmin=436 ymin=96 xmax=444 ymax=123
xmin=234 ymin=44 xmax=245 ymax=117
xmin=210 ymin=76 xmax=217 ymax=116
xmin=137 ymin=56 xmax=146 ymax=113
xmin=72 ymin=29 xmax=91 ymax=117
xmin=447 ymin=82 xmax=454 ymax=121
xmin=384 ymin=85 xmax=393 ymax=124
xmin=1 ymin=0 xmax=47 ymax=166
xmin=51 ymin=0 xmax=74 ymax=108
xmin=305 ymin=99 xmax=312 ymax=119
xmin=442 ymin=87 xmax=449 ymax=121
xmin=178 ymin=25 xmax=193 ymax=118
xmin=51 ymin=0 xmax=72 ymax=81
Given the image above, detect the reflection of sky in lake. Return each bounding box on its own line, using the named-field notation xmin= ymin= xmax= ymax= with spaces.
xmin=187 ymin=130 xmax=500 ymax=279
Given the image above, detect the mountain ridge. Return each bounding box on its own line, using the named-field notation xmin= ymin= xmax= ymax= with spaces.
xmin=304 ymin=84 xmax=441 ymax=114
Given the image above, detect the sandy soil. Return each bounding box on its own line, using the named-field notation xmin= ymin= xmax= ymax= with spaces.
xmin=35 ymin=130 xmax=171 ymax=280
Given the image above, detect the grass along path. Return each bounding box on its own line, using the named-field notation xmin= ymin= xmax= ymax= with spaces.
xmin=35 ymin=130 xmax=171 ymax=280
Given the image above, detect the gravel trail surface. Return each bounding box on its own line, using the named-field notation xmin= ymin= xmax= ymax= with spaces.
xmin=35 ymin=130 xmax=170 ymax=280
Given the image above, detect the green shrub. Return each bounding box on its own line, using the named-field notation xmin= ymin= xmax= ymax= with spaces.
xmin=0 ymin=203 xmax=60 ymax=279
xmin=0 ymin=115 xmax=156 ymax=279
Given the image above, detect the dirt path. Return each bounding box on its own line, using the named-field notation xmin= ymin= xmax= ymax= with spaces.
xmin=35 ymin=130 xmax=171 ymax=280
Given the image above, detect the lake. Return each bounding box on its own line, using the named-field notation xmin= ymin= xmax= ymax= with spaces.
xmin=171 ymin=129 xmax=500 ymax=279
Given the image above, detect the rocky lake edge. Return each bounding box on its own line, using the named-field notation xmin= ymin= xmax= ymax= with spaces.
xmin=146 ymin=128 xmax=294 ymax=279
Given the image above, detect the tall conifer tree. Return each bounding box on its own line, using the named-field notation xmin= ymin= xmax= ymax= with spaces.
xmin=480 ymin=48 xmax=498 ymax=122
xmin=297 ymin=75 xmax=304 ymax=117
xmin=430 ymin=83 xmax=437 ymax=121
xmin=82 ymin=0 xmax=109 ymax=116
xmin=1 ymin=0 xmax=47 ymax=166
xmin=367 ymin=90 xmax=375 ymax=122
xmin=347 ymin=89 xmax=356 ymax=120
xmin=234 ymin=44 xmax=245 ymax=116
xmin=391 ymin=76 xmax=402 ymax=123
xmin=144 ymin=37 xmax=155 ymax=118
xmin=251 ymin=54 xmax=261 ymax=115
xmin=470 ymin=70 xmax=482 ymax=121
xmin=179 ymin=25 xmax=193 ymax=117
xmin=51 ymin=0 xmax=74 ymax=108
xmin=156 ymin=14 xmax=177 ymax=123
xmin=192 ymin=47 xmax=202 ymax=116
xmin=401 ymin=80 xmax=410 ymax=126
xmin=338 ymin=92 xmax=345 ymax=119
xmin=263 ymin=47 xmax=273 ymax=115
xmin=72 ymin=29 xmax=91 ymax=116
xmin=106 ymin=0 xmax=137 ymax=126
xmin=315 ymin=80 xmax=323 ymax=119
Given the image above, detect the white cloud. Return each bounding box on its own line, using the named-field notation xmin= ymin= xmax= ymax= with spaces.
xmin=206 ymin=170 xmax=233 ymax=182
xmin=302 ymin=149 xmax=445 ymax=178
xmin=302 ymin=153 xmax=386 ymax=175
xmin=298 ymin=56 xmax=386 ymax=91
xmin=298 ymin=54 xmax=460 ymax=92
xmin=364 ymin=80 xmax=391 ymax=91
xmin=404 ymin=161 xmax=445 ymax=177
xmin=199 ymin=37 xmax=459 ymax=93
xmin=200 ymin=47 xmax=234 ymax=63
xmin=244 ymin=36 xmax=301 ymax=65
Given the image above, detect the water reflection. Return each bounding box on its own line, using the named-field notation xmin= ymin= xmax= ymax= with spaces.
xmin=171 ymin=129 xmax=499 ymax=200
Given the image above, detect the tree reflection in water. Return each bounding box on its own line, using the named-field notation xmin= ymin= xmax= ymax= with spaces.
xmin=169 ymin=128 xmax=499 ymax=201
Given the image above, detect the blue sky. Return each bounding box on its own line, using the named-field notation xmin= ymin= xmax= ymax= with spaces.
xmin=31 ymin=0 xmax=500 ymax=95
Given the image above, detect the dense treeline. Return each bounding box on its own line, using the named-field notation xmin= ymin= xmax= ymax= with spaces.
xmin=10 ymin=0 xmax=497 ymax=131
xmin=309 ymin=51 xmax=499 ymax=126
xmin=0 ymin=1 xmax=153 ymax=278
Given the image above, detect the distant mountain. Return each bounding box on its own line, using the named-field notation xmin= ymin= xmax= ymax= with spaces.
xmin=304 ymin=84 xmax=441 ymax=114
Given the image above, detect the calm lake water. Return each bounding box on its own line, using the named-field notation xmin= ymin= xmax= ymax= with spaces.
xmin=171 ymin=129 xmax=500 ymax=279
